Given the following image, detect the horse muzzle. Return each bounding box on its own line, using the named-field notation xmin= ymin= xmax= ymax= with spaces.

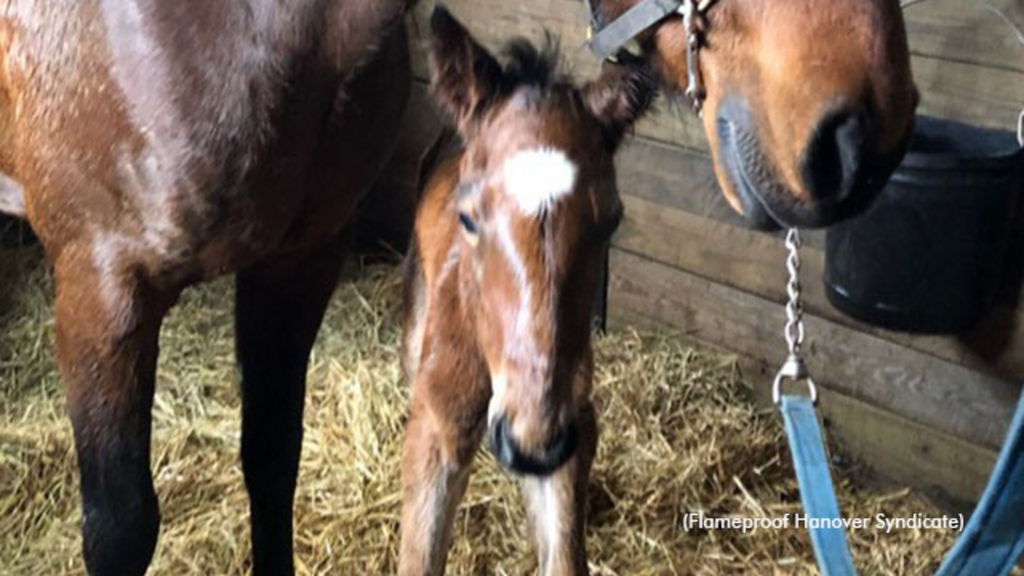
xmin=715 ymin=97 xmax=902 ymax=229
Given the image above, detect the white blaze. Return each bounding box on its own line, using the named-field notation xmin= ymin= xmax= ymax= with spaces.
xmin=502 ymin=148 xmax=577 ymax=215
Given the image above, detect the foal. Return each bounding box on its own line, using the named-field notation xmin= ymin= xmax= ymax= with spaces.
xmin=399 ymin=9 xmax=655 ymax=575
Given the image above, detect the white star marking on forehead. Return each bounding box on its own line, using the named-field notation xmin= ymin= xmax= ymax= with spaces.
xmin=501 ymin=147 xmax=578 ymax=215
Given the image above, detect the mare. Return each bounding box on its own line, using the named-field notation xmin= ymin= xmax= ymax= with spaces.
xmin=0 ymin=1 xmax=414 ymax=573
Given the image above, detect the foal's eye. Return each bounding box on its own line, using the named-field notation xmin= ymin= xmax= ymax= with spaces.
xmin=458 ymin=212 xmax=478 ymax=235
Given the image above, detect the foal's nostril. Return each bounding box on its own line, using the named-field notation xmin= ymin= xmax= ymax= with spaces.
xmin=489 ymin=415 xmax=578 ymax=476
xmin=802 ymin=108 xmax=869 ymax=203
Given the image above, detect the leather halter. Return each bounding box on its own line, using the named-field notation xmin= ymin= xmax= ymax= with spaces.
xmin=584 ymin=0 xmax=715 ymax=114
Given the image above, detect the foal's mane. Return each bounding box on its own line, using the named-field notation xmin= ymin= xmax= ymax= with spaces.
xmin=496 ymin=35 xmax=570 ymax=99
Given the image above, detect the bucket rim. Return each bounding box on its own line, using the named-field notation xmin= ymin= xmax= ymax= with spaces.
xmin=898 ymin=115 xmax=1024 ymax=170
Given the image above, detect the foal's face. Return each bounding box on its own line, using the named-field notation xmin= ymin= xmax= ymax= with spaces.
xmin=429 ymin=8 xmax=653 ymax=475
xmin=457 ymin=96 xmax=618 ymax=475
xmin=593 ymin=0 xmax=918 ymax=228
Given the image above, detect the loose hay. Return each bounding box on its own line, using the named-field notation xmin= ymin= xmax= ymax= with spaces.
xmin=1 ymin=245 xmax=959 ymax=574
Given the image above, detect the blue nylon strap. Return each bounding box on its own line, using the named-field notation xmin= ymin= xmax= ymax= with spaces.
xmin=936 ymin=390 xmax=1024 ymax=576
xmin=780 ymin=395 xmax=858 ymax=576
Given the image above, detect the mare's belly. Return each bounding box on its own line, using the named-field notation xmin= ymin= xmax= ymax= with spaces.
xmin=189 ymin=23 xmax=413 ymax=278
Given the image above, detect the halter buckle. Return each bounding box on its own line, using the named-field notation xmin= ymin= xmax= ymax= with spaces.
xmin=680 ymin=0 xmax=707 ymax=114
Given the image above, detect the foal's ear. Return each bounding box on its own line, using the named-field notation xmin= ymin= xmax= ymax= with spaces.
xmin=582 ymin=55 xmax=658 ymax=148
xmin=429 ymin=6 xmax=503 ymax=133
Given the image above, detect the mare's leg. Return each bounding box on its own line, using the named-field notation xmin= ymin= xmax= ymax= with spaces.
xmin=520 ymin=402 xmax=598 ymax=576
xmin=55 ymin=249 xmax=171 ymax=576
xmin=235 ymin=238 xmax=344 ymax=575
xmin=398 ymin=379 xmax=489 ymax=576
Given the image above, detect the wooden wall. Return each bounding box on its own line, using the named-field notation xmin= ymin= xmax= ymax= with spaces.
xmin=369 ymin=0 xmax=1024 ymax=504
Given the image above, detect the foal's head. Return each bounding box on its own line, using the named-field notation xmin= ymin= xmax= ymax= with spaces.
xmin=429 ymin=8 xmax=654 ymax=475
xmin=590 ymin=0 xmax=919 ymax=228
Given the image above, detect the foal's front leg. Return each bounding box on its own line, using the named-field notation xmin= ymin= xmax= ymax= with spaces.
xmin=520 ymin=402 xmax=597 ymax=576
xmin=399 ymin=365 xmax=490 ymax=576
xmin=235 ymin=239 xmax=345 ymax=575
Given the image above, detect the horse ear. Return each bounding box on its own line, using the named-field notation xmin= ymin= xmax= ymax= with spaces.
xmin=429 ymin=6 xmax=503 ymax=133
xmin=582 ymin=55 xmax=657 ymax=148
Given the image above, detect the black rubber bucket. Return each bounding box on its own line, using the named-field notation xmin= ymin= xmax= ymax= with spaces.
xmin=824 ymin=115 xmax=1023 ymax=333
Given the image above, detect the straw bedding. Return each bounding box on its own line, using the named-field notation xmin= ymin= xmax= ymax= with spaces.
xmin=0 ymin=243 xmax=960 ymax=574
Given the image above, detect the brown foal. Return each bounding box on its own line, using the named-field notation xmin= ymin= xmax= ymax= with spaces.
xmin=399 ymin=8 xmax=655 ymax=575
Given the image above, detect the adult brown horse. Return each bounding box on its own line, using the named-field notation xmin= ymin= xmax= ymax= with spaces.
xmin=587 ymin=0 xmax=919 ymax=229
xmin=0 ymin=1 xmax=413 ymax=574
xmin=399 ymin=8 xmax=655 ymax=575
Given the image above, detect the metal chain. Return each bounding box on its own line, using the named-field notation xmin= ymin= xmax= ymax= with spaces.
xmin=783 ymin=228 xmax=805 ymax=356
xmin=773 ymin=228 xmax=817 ymax=405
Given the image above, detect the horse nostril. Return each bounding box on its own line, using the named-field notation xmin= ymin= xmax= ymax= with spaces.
xmin=488 ymin=415 xmax=578 ymax=477
xmin=802 ymin=107 xmax=869 ymax=203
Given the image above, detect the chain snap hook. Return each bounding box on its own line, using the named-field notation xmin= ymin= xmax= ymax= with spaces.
xmin=772 ymin=355 xmax=818 ymax=405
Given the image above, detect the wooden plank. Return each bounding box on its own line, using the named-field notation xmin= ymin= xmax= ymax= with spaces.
xmin=607 ymin=248 xmax=1021 ymax=450
xmin=813 ymin=387 xmax=998 ymax=507
xmin=912 ymin=54 xmax=1024 ymax=132
xmin=904 ymin=0 xmax=1024 ymax=75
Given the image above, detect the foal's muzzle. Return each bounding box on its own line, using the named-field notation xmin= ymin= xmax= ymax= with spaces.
xmin=489 ymin=415 xmax=578 ymax=476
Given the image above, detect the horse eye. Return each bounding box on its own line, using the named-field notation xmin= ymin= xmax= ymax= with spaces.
xmin=458 ymin=212 xmax=478 ymax=235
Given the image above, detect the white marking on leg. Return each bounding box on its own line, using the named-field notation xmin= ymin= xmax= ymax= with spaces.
xmin=502 ymin=148 xmax=577 ymax=215
xmin=522 ymin=476 xmax=565 ymax=575
xmin=539 ymin=480 xmax=562 ymax=568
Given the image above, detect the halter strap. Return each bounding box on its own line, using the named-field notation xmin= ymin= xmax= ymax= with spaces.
xmin=585 ymin=0 xmax=715 ymax=113
xmin=586 ymin=0 xmax=682 ymax=60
